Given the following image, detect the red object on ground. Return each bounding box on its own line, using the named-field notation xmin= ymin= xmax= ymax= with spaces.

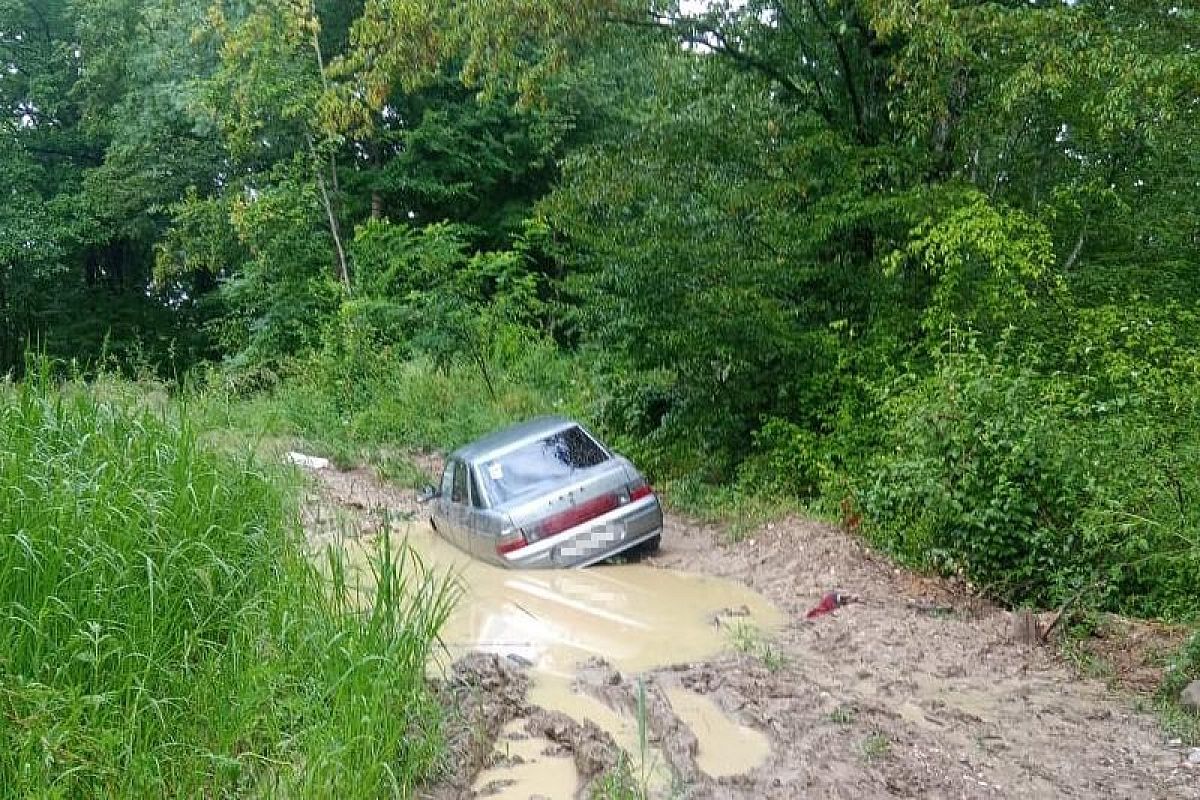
xmin=805 ymin=591 xmax=846 ymax=619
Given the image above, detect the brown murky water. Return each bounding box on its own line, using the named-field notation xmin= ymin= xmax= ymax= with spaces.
xmin=341 ymin=519 xmax=783 ymax=797
xmin=663 ymin=686 xmax=771 ymax=779
xmin=471 ymin=718 xmax=578 ymax=800
xmin=527 ymin=674 xmax=676 ymax=795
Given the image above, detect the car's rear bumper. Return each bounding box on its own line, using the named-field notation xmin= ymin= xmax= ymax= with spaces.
xmin=501 ymin=496 xmax=664 ymax=569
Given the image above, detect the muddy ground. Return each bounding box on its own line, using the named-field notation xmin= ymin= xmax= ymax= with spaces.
xmin=301 ymin=460 xmax=1199 ymax=799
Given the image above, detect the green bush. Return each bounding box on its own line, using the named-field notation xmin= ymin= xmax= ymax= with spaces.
xmin=858 ymin=341 xmax=1200 ymax=619
xmin=859 ymin=349 xmax=1092 ymax=603
xmin=736 ymin=417 xmax=826 ymax=499
xmin=0 ymin=369 xmax=454 ymax=797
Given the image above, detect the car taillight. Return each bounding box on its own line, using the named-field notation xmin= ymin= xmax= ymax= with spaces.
xmin=496 ymin=529 xmax=529 ymax=556
xmin=630 ymin=483 xmax=654 ymax=501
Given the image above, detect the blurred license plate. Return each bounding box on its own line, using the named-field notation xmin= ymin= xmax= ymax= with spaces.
xmin=557 ymin=522 xmax=625 ymax=558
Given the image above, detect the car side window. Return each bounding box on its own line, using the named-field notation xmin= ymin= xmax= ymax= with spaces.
xmin=469 ymin=467 xmax=488 ymax=509
xmin=440 ymin=461 xmax=456 ymax=500
xmin=451 ymin=460 xmax=469 ymax=504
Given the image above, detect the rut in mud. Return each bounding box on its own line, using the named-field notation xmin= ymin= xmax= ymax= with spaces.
xmin=301 ymin=462 xmax=1199 ymax=799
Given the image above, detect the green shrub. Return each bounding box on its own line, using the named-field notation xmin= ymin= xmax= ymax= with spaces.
xmin=859 ymin=349 xmax=1091 ymax=602
xmin=736 ymin=417 xmax=826 ymax=499
xmin=858 ymin=341 xmax=1200 ymax=619
xmin=1063 ymin=301 xmax=1200 ymax=620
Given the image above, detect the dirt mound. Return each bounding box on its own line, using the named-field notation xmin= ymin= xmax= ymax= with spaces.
xmin=574 ymin=658 xmax=704 ymax=786
xmin=422 ymin=654 xmax=529 ymax=799
xmin=523 ymin=709 xmax=623 ymax=794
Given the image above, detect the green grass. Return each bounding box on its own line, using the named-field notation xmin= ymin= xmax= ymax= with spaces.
xmin=654 ymin=470 xmax=811 ymax=544
xmin=726 ymin=622 xmax=787 ymax=672
xmin=591 ymin=680 xmax=670 ymax=800
xmin=0 ymin=367 xmax=456 ymax=797
xmin=1158 ymin=699 xmax=1200 ymax=747
xmin=860 ymin=732 xmax=892 ymax=761
xmin=195 ymin=346 xmax=591 ymax=466
xmin=828 ymin=704 xmax=858 ymax=725
xmin=374 ymin=451 xmax=436 ymax=489
xmin=1158 ymin=630 xmax=1200 ymax=746
xmin=1058 ymin=637 xmax=1117 ymax=682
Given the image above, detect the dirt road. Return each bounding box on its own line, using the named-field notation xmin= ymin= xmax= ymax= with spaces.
xmin=301 ymin=462 xmax=1199 ymax=799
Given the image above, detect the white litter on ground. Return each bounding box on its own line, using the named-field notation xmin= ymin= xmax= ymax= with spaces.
xmin=286 ymin=452 xmax=331 ymax=470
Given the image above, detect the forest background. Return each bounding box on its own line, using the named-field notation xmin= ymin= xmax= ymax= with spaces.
xmin=2 ymin=0 xmax=1198 ymax=621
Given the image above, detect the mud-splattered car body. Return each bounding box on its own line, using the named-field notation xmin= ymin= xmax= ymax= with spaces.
xmin=425 ymin=417 xmax=663 ymax=568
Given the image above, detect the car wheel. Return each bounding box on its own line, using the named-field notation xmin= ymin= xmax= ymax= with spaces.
xmin=633 ymin=533 xmax=661 ymax=557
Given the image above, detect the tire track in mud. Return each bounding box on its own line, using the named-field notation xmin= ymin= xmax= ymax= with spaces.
xmin=301 ymin=462 xmax=1200 ymax=799
xmin=420 ymin=653 xmax=629 ymax=800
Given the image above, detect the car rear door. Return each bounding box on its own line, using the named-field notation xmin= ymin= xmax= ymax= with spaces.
xmin=465 ymin=464 xmax=511 ymax=563
xmin=431 ymin=461 xmax=457 ymax=542
xmin=446 ymin=459 xmax=474 ymax=553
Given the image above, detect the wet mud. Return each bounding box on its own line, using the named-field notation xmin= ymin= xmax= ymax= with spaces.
xmin=303 ymin=462 xmax=1200 ymax=799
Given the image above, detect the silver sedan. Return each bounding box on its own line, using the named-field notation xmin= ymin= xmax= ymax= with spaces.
xmin=423 ymin=417 xmax=663 ymax=568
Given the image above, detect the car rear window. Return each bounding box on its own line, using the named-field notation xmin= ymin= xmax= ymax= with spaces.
xmin=479 ymin=425 xmax=610 ymax=505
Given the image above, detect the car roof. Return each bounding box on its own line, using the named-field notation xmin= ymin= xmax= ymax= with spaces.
xmin=451 ymin=415 xmax=578 ymax=465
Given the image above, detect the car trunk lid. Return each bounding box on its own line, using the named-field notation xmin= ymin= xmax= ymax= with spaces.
xmin=503 ymin=462 xmax=631 ymax=544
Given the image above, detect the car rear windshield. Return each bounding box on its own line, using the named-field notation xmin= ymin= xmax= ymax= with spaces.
xmin=479 ymin=425 xmax=610 ymax=505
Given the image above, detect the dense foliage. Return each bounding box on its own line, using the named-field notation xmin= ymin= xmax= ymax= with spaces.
xmin=2 ymin=0 xmax=1198 ymax=625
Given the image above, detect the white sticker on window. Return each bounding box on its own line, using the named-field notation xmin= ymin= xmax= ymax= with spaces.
xmin=488 ymin=462 xmax=504 ymax=480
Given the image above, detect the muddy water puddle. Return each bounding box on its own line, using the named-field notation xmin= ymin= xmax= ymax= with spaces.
xmin=472 ymin=719 xmax=578 ymax=800
xmin=527 ymin=675 xmax=676 ymax=793
xmin=663 ymin=686 xmax=771 ymax=778
xmin=339 ymin=518 xmax=783 ymax=796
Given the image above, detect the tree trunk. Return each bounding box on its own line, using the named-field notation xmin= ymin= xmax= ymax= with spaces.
xmin=306 ymin=134 xmax=351 ymax=292
xmin=1063 ymin=213 xmax=1089 ymax=272
xmin=316 ymin=165 xmax=351 ymax=292
xmin=306 ymin=14 xmax=351 ymax=292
